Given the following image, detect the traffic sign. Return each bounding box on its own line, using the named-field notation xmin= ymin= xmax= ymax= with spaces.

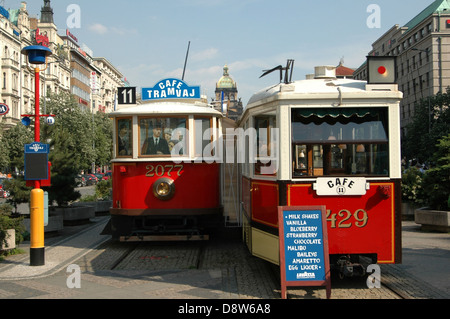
xmin=118 ymin=87 xmax=136 ymax=104
xmin=0 ymin=103 xmax=9 ymax=116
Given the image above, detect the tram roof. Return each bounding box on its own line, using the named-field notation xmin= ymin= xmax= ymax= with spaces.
xmin=246 ymin=78 xmax=402 ymax=108
xmin=109 ymin=101 xmax=223 ymax=117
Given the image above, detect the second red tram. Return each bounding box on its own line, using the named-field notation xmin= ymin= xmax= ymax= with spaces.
xmin=236 ymin=60 xmax=403 ymax=276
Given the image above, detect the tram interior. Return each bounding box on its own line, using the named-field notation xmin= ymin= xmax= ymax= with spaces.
xmin=291 ymin=108 xmax=389 ymax=177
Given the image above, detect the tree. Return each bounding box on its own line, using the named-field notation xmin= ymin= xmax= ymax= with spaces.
xmin=403 ymin=87 xmax=450 ymax=164
xmin=0 ymin=122 xmax=33 ymax=173
xmin=39 ymin=91 xmax=113 ymax=206
xmin=92 ymin=112 xmax=112 ymax=170
xmin=421 ymin=134 xmax=450 ymax=210
xmin=46 ymin=128 xmax=82 ymax=206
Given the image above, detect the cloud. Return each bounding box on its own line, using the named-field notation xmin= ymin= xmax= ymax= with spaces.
xmin=191 ymin=48 xmax=219 ymax=62
xmin=89 ymin=23 xmax=108 ymax=35
xmin=88 ymin=24 xmax=138 ymax=36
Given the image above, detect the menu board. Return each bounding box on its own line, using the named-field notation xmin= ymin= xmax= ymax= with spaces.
xmin=278 ymin=206 xmax=331 ymax=299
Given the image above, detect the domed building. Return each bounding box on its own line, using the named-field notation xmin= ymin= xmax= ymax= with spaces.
xmin=212 ymin=65 xmax=243 ymax=122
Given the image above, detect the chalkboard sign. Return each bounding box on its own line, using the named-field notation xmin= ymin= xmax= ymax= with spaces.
xmin=278 ymin=205 xmax=331 ymax=299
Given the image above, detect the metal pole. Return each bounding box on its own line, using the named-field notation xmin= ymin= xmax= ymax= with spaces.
xmin=30 ymin=67 xmax=44 ymax=266
xmin=182 ymin=41 xmax=190 ymax=81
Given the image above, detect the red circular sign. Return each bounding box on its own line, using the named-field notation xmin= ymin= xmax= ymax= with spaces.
xmin=0 ymin=103 xmax=9 ymax=116
xmin=378 ymin=66 xmax=387 ymax=75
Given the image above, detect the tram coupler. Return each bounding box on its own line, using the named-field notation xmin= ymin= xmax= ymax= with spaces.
xmin=337 ymin=256 xmax=366 ymax=279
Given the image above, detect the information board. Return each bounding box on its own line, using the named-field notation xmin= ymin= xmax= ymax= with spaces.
xmin=24 ymin=143 xmax=49 ymax=181
xmin=278 ymin=205 xmax=331 ymax=299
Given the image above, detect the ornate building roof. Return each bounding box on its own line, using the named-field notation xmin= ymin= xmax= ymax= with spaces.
xmin=40 ymin=0 xmax=54 ymax=24
xmin=216 ymin=65 xmax=236 ymax=89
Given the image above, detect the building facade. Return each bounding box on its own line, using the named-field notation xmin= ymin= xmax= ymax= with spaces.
xmin=354 ymin=0 xmax=450 ymax=137
xmin=211 ymin=65 xmax=243 ymax=122
xmin=0 ymin=0 xmax=125 ymax=129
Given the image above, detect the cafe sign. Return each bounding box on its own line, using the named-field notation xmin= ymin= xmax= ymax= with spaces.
xmin=142 ymin=78 xmax=200 ymax=101
xmin=313 ymin=177 xmax=369 ymax=196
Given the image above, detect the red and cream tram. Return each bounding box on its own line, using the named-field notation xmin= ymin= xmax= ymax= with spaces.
xmin=236 ymin=57 xmax=403 ymax=276
xmin=109 ymin=79 xmax=224 ymax=241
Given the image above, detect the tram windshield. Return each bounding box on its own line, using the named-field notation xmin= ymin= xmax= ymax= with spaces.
xmin=139 ymin=117 xmax=187 ymax=157
xmin=291 ymin=107 xmax=389 ymax=177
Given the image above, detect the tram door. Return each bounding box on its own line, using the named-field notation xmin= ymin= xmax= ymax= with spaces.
xmin=222 ymin=118 xmax=241 ymax=227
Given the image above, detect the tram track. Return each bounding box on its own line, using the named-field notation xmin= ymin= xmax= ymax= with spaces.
xmin=81 ymin=236 xmax=417 ymax=299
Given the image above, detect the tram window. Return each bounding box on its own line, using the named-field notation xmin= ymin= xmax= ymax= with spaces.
xmin=194 ymin=117 xmax=213 ymax=157
xmin=139 ymin=117 xmax=187 ymax=157
xmin=117 ymin=118 xmax=132 ymax=157
xmin=255 ymin=115 xmax=277 ymax=176
xmin=291 ymin=108 xmax=389 ymax=177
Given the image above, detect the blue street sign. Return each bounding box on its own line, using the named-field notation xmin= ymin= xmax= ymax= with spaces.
xmin=25 ymin=142 xmax=49 ymax=154
xmin=142 ymin=78 xmax=200 ymax=101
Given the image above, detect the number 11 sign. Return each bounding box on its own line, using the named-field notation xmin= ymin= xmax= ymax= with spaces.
xmin=118 ymin=87 xmax=136 ymax=105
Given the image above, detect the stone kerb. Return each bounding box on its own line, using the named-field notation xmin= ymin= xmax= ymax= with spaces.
xmin=415 ymin=208 xmax=450 ymax=232
xmin=51 ymin=205 xmax=95 ymax=225
xmin=71 ymin=201 xmax=112 ymax=215
xmin=23 ymin=214 xmax=64 ymax=234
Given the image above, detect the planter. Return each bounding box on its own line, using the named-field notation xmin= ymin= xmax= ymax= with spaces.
xmin=23 ymin=214 xmax=64 ymax=233
xmin=401 ymin=202 xmax=416 ymax=220
xmin=415 ymin=207 xmax=450 ymax=232
xmin=71 ymin=200 xmax=112 ymax=215
xmin=1 ymin=229 xmax=15 ymax=250
xmin=51 ymin=205 xmax=95 ymax=225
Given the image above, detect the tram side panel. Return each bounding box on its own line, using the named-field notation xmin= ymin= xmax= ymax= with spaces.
xmin=242 ymin=179 xmax=402 ymax=266
xmin=110 ymin=161 xmax=222 ymax=238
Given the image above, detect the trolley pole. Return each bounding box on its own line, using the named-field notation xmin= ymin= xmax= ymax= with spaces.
xmin=21 ymin=45 xmax=52 ymax=266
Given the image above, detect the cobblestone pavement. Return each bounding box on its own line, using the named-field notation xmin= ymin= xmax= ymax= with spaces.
xmin=0 ymin=217 xmax=448 ymax=301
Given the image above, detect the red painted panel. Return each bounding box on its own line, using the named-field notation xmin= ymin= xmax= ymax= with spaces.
xmin=112 ymin=162 xmax=220 ymax=210
xmin=251 ymin=181 xmax=279 ymax=227
xmin=288 ymin=183 xmax=396 ymax=263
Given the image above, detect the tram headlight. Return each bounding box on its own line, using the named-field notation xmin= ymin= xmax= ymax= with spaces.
xmin=153 ymin=177 xmax=175 ymax=201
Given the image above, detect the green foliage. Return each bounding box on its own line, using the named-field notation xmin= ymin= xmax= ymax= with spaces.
xmin=44 ymin=128 xmax=81 ymax=206
xmin=95 ymin=179 xmax=112 ymax=200
xmin=80 ymin=179 xmax=112 ymax=202
xmin=0 ymin=203 xmax=25 ymax=249
xmin=421 ymin=135 xmax=450 ymax=211
xmin=401 ymin=168 xmax=425 ymax=207
xmin=0 ymin=122 xmax=33 ymax=172
xmin=39 ymin=92 xmax=112 ymax=206
xmin=403 ymin=87 xmax=450 ymax=164
xmin=3 ymin=177 xmax=32 ymax=214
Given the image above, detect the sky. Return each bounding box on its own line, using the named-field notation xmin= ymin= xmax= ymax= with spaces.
xmin=3 ymin=0 xmax=435 ymax=105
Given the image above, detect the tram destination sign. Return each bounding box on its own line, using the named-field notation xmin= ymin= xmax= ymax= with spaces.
xmin=278 ymin=205 xmax=331 ymax=299
xmin=142 ymin=78 xmax=200 ymax=101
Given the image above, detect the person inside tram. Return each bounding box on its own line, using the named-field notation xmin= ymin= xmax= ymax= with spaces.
xmin=142 ymin=122 xmax=170 ymax=155
xmin=118 ymin=122 xmax=131 ymax=156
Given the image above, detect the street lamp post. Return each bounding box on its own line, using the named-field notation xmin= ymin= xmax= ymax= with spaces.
xmin=21 ymin=45 xmax=52 ymax=266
